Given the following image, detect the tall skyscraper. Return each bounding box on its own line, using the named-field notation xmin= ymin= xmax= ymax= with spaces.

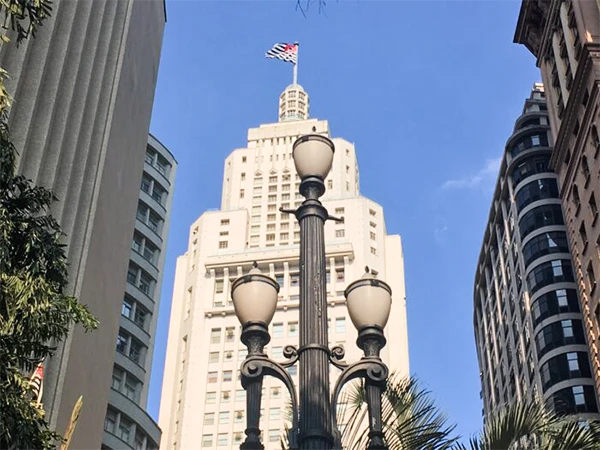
xmin=102 ymin=135 xmax=177 ymax=450
xmin=158 ymin=83 xmax=409 ymax=449
xmin=474 ymin=84 xmax=598 ymax=420
xmin=514 ymin=0 xmax=600 ymax=399
xmin=0 ymin=0 xmax=166 ymax=447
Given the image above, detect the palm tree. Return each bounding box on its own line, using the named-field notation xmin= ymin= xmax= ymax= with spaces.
xmin=339 ymin=374 xmax=460 ymax=450
xmin=459 ymin=400 xmax=600 ymax=450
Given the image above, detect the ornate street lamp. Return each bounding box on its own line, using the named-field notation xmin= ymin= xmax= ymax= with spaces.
xmin=231 ymin=134 xmax=392 ymax=450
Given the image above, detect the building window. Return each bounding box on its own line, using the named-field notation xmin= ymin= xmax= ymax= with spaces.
xmin=242 ymin=156 xmax=247 ymax=163
xmin=219 ymin=241 xmax=228 ymax=249
xmin=225 ymin=327 xmax=235 ymax=342
xmin=370 ymin=247 xmax=377 ymax=255
xmin=572 ymin=185 xmax=581 ymax=211
xmin=335 ymin=317 xmax=346 ymax=333
xmin=219 ymin=411 xmax=230 ymax=424
xmin=221 ymin=219 xmax=230 ymax=226
xmin=201 ymin=435 xmax=213 ymax=448
xmin=327 ymin=180 xmax=333 ymax=189
xmin=280 ymin=232 xmax=289 ymax=240
xmin=587 ymin=262 xmax=596 ymax=293
xmin=218 ymin=434 xmax=228 ymax=447
xmin=129 ymin=339 xmax=144 ymax=364
xmin=590 ymin=193 xmax=598 ymax=220
xmin=210 ymin=328 xmax=221 ymax=344
xmin=369 ymin=209 xmax=376 ymax=216
xmin=111 ymin=369 xmax=123 ymax=390
xmin=241 ymin=172 xmax=246 ymax=181
xmin=204 ymin=412 xmax=215 ymax=425
xmin=240 ymin=189 xmax=245 ymax=199
xmin=206 ymin=392 xmax=216 ymax=404
xmin=118 ymin=417 xmax=131 ymax=442
xmin=335 ymin=229 xmax=345 ymax=238
xmin=267 ymin=214 xmax=276 ymax=221
xmin=207 ymin=372 xmax=218 ymax=383
xmin=288 ymin=321 xmax=298 ymax=337
xmin=273 ymin=323 xmax=284 ymax=338
xmin=134 ymin=307 xmax=147 ymax=329
xmin=235 ymin=410 xmax=245 ymax=423
xmin=288 ymin=273 xmax=299 ymax=286
xmin=116 ymin=332 xmax=128 ymax=354
xmin=579 ymin=223 xmax=588 ymax=248
xmin=209 ymin=351 xmax=219 ymax=364
xmin=122 ymin=298 xmax=133 ymax=318
xmin=223 ymin=370 xmax=233 ymax=382
xmin=370 ymin=231 xmax=376 ymax=240
xmin=269 ymin=430 xmax=280 ymax=442
xmin=104 ymin=409 xmax=117 ymax=434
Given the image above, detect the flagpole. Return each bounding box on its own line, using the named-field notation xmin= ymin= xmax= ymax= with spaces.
xmin=293 ymin=42 xmax=298 ymax=85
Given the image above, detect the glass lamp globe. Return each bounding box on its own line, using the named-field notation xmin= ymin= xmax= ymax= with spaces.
xmin=231 ymin=263 xmax=280 ymax=327
xmin=344 ymin=268 xmax=392 ymax=330
xmin=292 ymin=134 xmax=335 ymax=180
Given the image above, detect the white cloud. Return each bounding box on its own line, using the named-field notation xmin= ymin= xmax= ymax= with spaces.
xmin=441 ymin=157 xmax=502 ymax=191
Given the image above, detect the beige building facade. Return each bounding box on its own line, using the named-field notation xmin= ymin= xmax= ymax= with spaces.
xmin=158 ymin=84 xmax=409 ymax=449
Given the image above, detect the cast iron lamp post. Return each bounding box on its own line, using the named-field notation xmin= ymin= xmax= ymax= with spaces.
xmin=231 ymin=134 xmax=392 ymax=450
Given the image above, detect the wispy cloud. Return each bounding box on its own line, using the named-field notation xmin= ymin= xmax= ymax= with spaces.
xmin=441 ymin=157 xmax=502 ymax=191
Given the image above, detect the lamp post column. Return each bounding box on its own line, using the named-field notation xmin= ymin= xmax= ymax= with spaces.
xmin=296 ymin=176 xmax=333 ymax=450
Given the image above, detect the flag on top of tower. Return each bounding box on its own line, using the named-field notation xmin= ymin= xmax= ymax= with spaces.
xmin=265 ymin=43 xmax=298 ymax=64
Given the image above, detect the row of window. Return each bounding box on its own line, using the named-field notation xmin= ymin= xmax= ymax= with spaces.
xmin=145 ymin=147 xmax=170 ymax=178
xmin=522 ymin=231 xmax=569 ymax=266
xmin=526 ymin=259 xmax=574 ymax=294
xmin=141 ymin=174 xmax=167 ymax=207
xmin=515 ymin=178 xmax=559 ymax=212
xmin=111 ymin=365 xmax=142 ymax=403
xmin=127 ymin=264 xmax=156 ymax=297
xmin=121 ymin=296 xmax=150 ymax=331
xmin=518 ymin=204 xmax=564 ymax=239
xmin=531 ymin=288 xmax=580 ymax=327
xmin=540 ymin=351 xmax=592 ymax=392
xmin=549 ymin=385 xmax=598 ymax=415
xmin=534 ymin=319 xmax=586 ymax=359
xmin=509 ymin=132 xmax=549 ymax=158
xmin=137 ymin=201 xmax=163 ymax=234
xmin=511 ymin=155 xmax=550 ymax=188
xmin=116 ymin=330 xmax=147 ymax=366
xmin=132 ymin=233 xmax=159 ymax=266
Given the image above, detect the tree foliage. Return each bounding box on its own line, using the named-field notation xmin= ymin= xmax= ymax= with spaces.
xmin=459 ymin=400 xmax=600 ymax=450
xmin=0 ymin=0 xmax=99 ymax=448
xmin=340 ymin=374 xmax=460 ymax=450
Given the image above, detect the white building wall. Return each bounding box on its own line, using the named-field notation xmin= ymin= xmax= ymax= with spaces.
xmin=159 ymin=85 xmax=409 ymax=450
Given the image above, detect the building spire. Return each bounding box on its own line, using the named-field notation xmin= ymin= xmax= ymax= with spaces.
xmin=278 ymin=84 xmax=309 ymax=123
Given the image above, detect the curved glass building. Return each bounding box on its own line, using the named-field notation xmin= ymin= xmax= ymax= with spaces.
xmin=474 ymin=84 xmax=598 ymax=420
xmin=102 ymin=134 xmax=177 ymax=450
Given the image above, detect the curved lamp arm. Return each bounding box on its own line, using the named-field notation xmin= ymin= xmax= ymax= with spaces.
xmin=330 ymin=356 xmax=388 ymax=450
xmin=240 ymin=351 xmax=300 ymax=449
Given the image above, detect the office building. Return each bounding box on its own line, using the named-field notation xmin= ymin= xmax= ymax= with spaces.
xmin=515 ymin=0 xmax=600 ymax=398
xmin=102 ymin=135 xmax=177 ymax=450
xmin=474 ymin=84 xmax=598 ymax=420
xmin=158 ymin=83 xmax=410 ymax=449
xmin=0 ymin=0 xmax=166 ymax=447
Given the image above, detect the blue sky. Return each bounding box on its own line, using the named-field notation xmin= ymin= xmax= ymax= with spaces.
xmin=147 ymin=0 xmax=541 ymax=441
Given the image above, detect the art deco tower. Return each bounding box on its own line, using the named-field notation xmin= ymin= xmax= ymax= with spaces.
xmin=158 ymin=84 xmax=410 ymax=449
